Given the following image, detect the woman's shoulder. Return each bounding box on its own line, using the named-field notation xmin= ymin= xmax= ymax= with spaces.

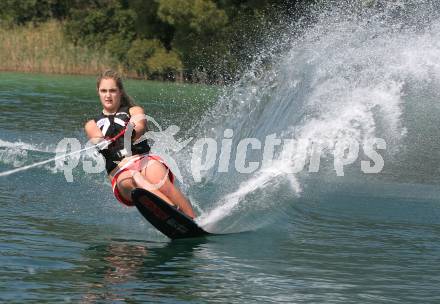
xmin=128 ymin=105 xmax=144 ymax=115
xmin=84 ymin=119 xmax=97 ymax=130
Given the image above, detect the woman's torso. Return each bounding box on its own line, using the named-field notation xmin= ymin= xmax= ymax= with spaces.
xmin=94 ymin=106 xmax=150 ymax=176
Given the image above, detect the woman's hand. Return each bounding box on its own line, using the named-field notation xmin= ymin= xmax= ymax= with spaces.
xmin=96 ymin=137 xmax=111 ymax=150
xmin=128 ymin=106 xmax=147 ymax=140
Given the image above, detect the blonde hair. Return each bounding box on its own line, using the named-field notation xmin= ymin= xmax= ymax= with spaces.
xmin=96 ymin=69 xmax=136 ymax=108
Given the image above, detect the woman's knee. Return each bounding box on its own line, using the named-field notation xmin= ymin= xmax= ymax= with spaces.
xmin=141 ymin=160 xmax=170 ymax=188
xmin=116 ymin=171 xmax=136 ymax=199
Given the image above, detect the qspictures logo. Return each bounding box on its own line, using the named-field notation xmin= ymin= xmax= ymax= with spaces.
xmin=54 ymin=114 xmax=387 ymax=184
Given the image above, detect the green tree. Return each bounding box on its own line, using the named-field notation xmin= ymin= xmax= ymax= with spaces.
xmin=157 ymin=0 xmax=228 ymax=33
xmin=0 ymin=0 xmax=70 ymax=26
xmin=146 ymin=48 xmax=183 ymax=80
xmin=64 ymin=4 xmax=136 ymax=48
xmin=127 ymin=38 xmax=183 ymax=79
xmin=127 ymin=0 xmax=175 ymax=49
xmin=156 ymin=0 xmax=229 ymax=82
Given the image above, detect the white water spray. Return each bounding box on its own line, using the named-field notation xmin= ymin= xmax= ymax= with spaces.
xmin=194 ymin=0 xmax=440 ymax=231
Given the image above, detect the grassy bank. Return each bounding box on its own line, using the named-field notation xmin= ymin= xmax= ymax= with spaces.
xmin=0 ymin=21 xmax=119 ymax=75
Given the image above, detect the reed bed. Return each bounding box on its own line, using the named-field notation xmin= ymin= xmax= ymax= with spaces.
xmin=0 ymin=21 xmax=120 ymax=75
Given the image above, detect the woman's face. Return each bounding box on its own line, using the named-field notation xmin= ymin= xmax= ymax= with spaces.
xmin=98 ymin=78 xmax=121 ymax=113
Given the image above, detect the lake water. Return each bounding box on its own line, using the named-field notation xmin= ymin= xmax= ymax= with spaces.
xmin=2 ymin=3 xmax=440 ymax=302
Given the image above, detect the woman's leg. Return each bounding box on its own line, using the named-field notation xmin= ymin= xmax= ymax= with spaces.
xmin=138 ymin=160 xmax=196 ymax=219
xmin=114 ymin=159 xmax=196 ymax=219
xmin=115 ymin=170 xmax=175 ymax=207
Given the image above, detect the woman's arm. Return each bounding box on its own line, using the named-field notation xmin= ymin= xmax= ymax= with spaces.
xmin=129 ymin=106 xmax=147 ymax=141
xmin=84 ymin=120 xmax=104 ymax=144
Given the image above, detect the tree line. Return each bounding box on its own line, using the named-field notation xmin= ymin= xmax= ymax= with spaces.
xmin=0 ymin=0 xmax=315 ymax=83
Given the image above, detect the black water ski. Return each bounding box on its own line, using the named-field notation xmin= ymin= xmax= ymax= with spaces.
xmin=132 ymin=188 xmax=211 ymax=239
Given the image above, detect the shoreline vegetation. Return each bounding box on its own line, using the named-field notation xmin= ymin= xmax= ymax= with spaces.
xmin=0 ymin=0 xmax=313 ymax=84
xmin=0 ymin=21 xmax=119 ymax=76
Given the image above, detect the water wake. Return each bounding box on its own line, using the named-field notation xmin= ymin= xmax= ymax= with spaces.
xmin=193 ymin=0 xmax=440 ymax=231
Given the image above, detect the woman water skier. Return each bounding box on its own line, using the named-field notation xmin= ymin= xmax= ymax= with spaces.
xmin=84 ymin=70 xmax=195 ymax=218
